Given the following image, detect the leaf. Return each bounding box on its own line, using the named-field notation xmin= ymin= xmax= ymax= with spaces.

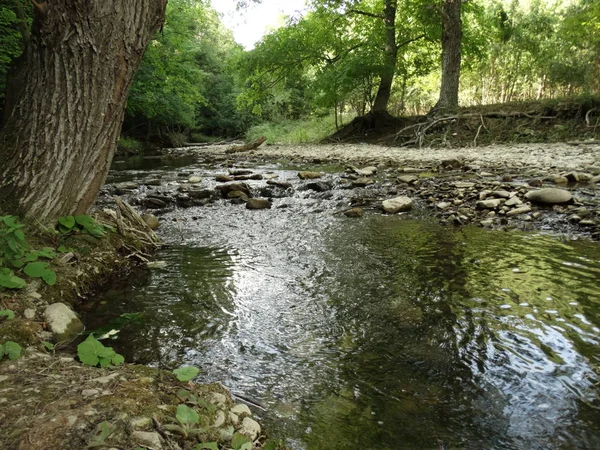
xmin=0 ymin=309 xmax=15 ymax=320
xmin=173 ymin=366 xmax=200 ymax=382
xmin=176 ymin=404 xmax=200 ymax=425
xmin=58 ymin=216 xmax=76 ymax=230
xmin=42 ymin=270 xmax=57 ymax=286
xmin=14 ymin=230 xmax=25 ymax=241
xmin=42 ymin=341 xmax=55 ymax=351
xmin=57 ymin=245 xmax=74 ymax=253
xmin=23 ymin=261 xmax=50 ymax=278
xmin=77 ymin=334 xmax=123 ymax=367
xmin=111 ymin=353 xmax=125 ymax=366
xmin=240 ymin=443 xmax=252 ymax=450
xmin=231 ymin=432 xmax=252 ymax=450
xmin=3 ymin=341 xmax=21 ymax=360
xmin=263 ymin=440 xmax=278 ymax=450
xmin=2 ymin=216 xmax=16 ymax=227
xmin=195 ymin=443 xmax=219 ymax=450
xmin=0 ymin=272 xmax=26 ymax=289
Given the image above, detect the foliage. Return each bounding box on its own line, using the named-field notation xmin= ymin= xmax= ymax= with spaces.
xmin=163 ymin=403 xmax=208 ymax=438
xmin=117 ymin=136 xmax=144 ymax=155
xmin=0 ymin=340 xmax=21 ymax=360
xmin=57 ymin=214 xmax=112 ymax=237
xmin=0 ymin=1 xmax=29 ymax=106
xmin=88 ymin=421 xmax=116 ymax=448
xmin=0 ymin=309 xmax=15 ymax=320
xmin=246 ymin=113 xmax=352 ymax=144
xmin=77 ymin=334 xmax=125 ymax=368
xmin=0 ymin=215 xmax=57 ymax=288
xmin=231 ymin=432 xmax=252 ymax=450
xmin=173 ymin=366 xmax=200 ymax=382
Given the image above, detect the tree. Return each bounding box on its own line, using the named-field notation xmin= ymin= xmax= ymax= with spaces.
xmin=0 ymin=0 xmax=167 ymax=221
xmin=432 ymin=0 xmax=462 ymax=112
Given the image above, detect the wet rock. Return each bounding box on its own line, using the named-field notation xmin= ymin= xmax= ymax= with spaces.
xmin=343 ymin=208 xmax=363 ymax=218
xmin=144 ymin=179 xmax=163 ymax=187
xmin=228 ymin=191 xmax=249 ymax=200
xmin=436 ymin=202 xmax=451 ymax=210
xmin=143 ymin=198 xmax=167 ymax=209
xmin=493 ymin=190 xmax=511 ymax=199
xmin=454 ymin=182 xmax=476 ymax=189
xmin=216 ymin=175 xmax=234 ymax=182
xmin=527 ymin=179 xmax=543 ymax=187
xmin=267 ymin=180 xmax=293 ymax=189
xmin=590 ymin=175 xmax=600 ymax=184
xmin=398 ymin=175 xmax=418 ymax=184
xmin=564 ymin=172 xmax=579 ymax=182
xmin=231 ymin=404 xmax=252 ymax=416
xmin=141 ymin=214 xmax=159 ymax=230
xmin=352 ymin=166 xmax=377 ymax=176
xmin=246 ymin=198 xmax=271 ymax=210
xmin=298 ymin=171 xmax=322 ymax=180
xmin=235 ymin=174 xmax=263 ymax=181
xmin=441 ymin=159 xmax=461 ymax=170
xmin=218 ymin=182 xmax=252 ymax=198
xmin=132 ymin=431 xmax=162 ymax=449
xmin=501 ymin=175 xmax=513 ymax=182
xmin=553 ymin=176 xmax=569 ymax=184
xmin=504 ymin=196 xmax=522 ymax=207
xmin=44 ymin=303 xmax=84 ymax=343
xmin=240 ymin=417 xmax=261 ymax=441
xmin=506 ymin=205 xmax=532 ymax=217
xmin=525 ymin=188 xmax=572 ymax=205
xmin=229 ymin=169 xmax=253 ymax=176
xmin=305 ymin=181 xmax=331 ymax=192
xmin=188 ymin=189 xmax=214 ymax=200
xmin=188 ymin=176 xmax=202 ymax=183
xmin=476 ymin=199 xmax=502 ymax=210
xmin=115 ymin=181 xmax=138 ymax=191
xmin=352 ymin=178 xmax=373 ymax=187
xmin=577 ymin=173 xmax=593 ymax=182
xmin=382 ymin=196 xmax=413 ymax=213
xmin=579 ymin=219 xmax=597 ymax=226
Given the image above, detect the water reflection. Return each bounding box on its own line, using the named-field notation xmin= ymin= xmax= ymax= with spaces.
xmin=85 ymin=206 xmax=600 ymax=449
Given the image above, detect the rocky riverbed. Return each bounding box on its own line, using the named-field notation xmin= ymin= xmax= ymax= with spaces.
xmin=106 ymin=141 xmax=600 ymax=241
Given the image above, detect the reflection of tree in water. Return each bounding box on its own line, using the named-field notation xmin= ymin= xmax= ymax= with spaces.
xmin=86 ymin=246 xmax=236 ymax=366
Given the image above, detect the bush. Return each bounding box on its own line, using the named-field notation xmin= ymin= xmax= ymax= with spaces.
xmin=189 ymin=132 xmax=219 ymax=144
xmin=117 ymin=137 xmax=143 ymax=155
xmin=165 ymin=131 xmax=187 ymax=148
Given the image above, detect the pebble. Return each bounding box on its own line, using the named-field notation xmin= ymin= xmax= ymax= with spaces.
xmin=382 ymin=196 xmax=413 ymax=214
xmin=132 ymin=431 xmax=163 ymax=449
xmin=81 ymin=389 xmax=99 ymax=397
xmin=506 ymin=205 xmax=532 ymax=217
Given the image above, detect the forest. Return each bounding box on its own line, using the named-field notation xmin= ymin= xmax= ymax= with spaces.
xmin=1 ymin=0 xmax=598 ymax=149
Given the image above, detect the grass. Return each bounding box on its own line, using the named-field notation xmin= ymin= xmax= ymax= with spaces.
xmin=246 ymin=113 xmax=356 ymax=145
xmin=117 ymin=136 xmax=144 ymax=154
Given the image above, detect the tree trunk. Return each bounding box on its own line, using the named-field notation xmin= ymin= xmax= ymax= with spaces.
xmin=0 ymin=0 xmax=166 ymax=221
xmin=372 ymin=0 xmax=397 ymax=113
xmin=432 ymin=0 xmax=462 ymax=112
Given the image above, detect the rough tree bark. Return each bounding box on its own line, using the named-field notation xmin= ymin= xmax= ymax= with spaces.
xmin=432 ymin=0 xmax=462 ymax=112
xmin=0 ymin=0 xmax=166 ymax=221
xmin=372 ymin=0 xmax=398 ymax=113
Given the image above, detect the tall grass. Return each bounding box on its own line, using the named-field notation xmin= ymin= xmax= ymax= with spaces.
xmin=246 ymin=114 xmax=355 ymax=145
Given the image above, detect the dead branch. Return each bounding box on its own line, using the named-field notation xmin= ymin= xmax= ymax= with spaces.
xmin=473 ymin=114 xmax=488 ymax=147
xmin=225 ymin=136 xmax=267 ymax=154
xmin=585 ymin=108 xmax=598 ymax=127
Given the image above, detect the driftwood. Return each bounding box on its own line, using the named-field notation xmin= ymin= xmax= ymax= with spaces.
xmin=108 ymin=197 xmax=161 ymax=253
xmin=225 ymin=136 xmax=266 ymax=154
xmin=183 ymin=136 xmax=242 ymax=147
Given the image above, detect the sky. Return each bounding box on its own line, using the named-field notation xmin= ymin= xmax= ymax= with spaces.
xmin=211 ymin=0 xmax=308 ymax=49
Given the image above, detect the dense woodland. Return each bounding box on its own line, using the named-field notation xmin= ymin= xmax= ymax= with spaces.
xmin=1 ymin=0 xmax=598 ymax=147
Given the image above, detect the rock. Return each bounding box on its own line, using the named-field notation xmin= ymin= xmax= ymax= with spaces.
xmin=382 ymin=196 xmax=413 ymax=214
xmin=91 ymin=373 xmax=120 ymax=384
xmin=504 ymin=197 xmax=522 ymax=207
xmin=81 ymin=389 xmax=99 ymax=397
xmin=305 ymin=181 xmax=331 ymax=192
xmin=493 ymin=190 xmax=511 ymax=199
xmin=479 ymin=190 xmax=492 ymax=200
xmin=352 ymin=178 xmax=373 ymax=187
xmin=267 ymin=180 xmax=292 ymax=189
xmin=246 ymin=198 xmax=271 ymax=210
xmin=525 ymin=188 xmax=572 ymax=205
xmin=480 ymin=171 xmax=494 ymax=177
xmin=476 ymin=199 xmax=502 ymax=210
xmin=480 ymin=219 xmax=494 ymax=228
xmin=213 ymin=410 xmax=226 ymax=428
xmin=441 ymin=159 xmax=461 ymax=170
xmin=240 ymin=417 xmax=261 ymax=441
xmin=298 ymin=171 xmax=322 ymax=180
xmin=188 ymin=189 xmax=214 ymax=200
xmin=506 ymin=205 xmax=532 ymax=217
xmin=229 ymin=169 xmax=253 ymax=176
xmin=590 ymin=175 xmax=600 ymax=184
xmin=343 ymin=208 xmax=363 ymax=218
xmin=235 ymin=174 xmax=263 ymax=181
xmin=130 ymin=417 xmax=152 ymax=430
xmin=352 ymin=166 xmax=377 ymax=176
xmin=132 ymin=431 xmax=162 ymax=449
xmin=228 ymin=191 xmax=249 ymax=200
xmin=564 ymin=172 xmax=579 ymax=182
xmin=230 ymin=404 xmax=252 ymax=416
xmin=218 ymin=182 xmax=252 ymax=198
xmin=210 ymin=393 xmax=228 ymax=407
xmin=579 ymin=219 xmax=597 ymax=227
xmin=147 ymin=261 xmax=167 ymax=269
xmin=115 ymin=181 xmax=138 ymax=191
xmin=145 ymin=179 xmax=163 ymax=186
xmin=577 ymin=173 xmax=593 ymax=182
xmin=141 ymin=214 xmax=159 ymax=230
xmin=23 ymin=308 xmax=36 ymax=320
xmin=436 ymin=202 xmax=451 ymax=210
xmin=143 ymin=198 xmax=167 ymax=209
xmin=454 ymin=182 xmax=476 ymax=189
xmin=397 ymin=175 xmax=418 ymax=184
xmin=553 ymin=176 xmax=569 ymax=184
xmin=188 ymin=176 xmax=202 ymax=183
xmin=44 ymin=303 xmax=84 ymax=343
xmin=216 ymin=175 xmax=234 ymax=182
xmin=527 ymin=179 xmax=543 ymax=187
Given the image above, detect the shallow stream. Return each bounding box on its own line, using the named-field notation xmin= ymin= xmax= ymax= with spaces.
xmin=88 ymin=156 xmax=600 ymax=449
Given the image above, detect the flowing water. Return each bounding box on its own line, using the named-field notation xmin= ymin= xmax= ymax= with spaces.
xmin=88 ymin=157 xmax=600 ymax=449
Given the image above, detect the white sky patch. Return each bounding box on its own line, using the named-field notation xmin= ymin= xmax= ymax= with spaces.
xmin=211 ymin=0 xmax=308 ymax=50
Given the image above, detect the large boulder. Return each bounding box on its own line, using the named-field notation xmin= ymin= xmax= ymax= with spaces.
xmin=525 ymin=188 xmax=572 ymax=205
xmin=44 ymin=303 xmax=84 ymax=343
xmin=382 ymin=196 xmax=413 ymax=213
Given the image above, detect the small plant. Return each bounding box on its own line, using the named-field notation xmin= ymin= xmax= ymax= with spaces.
xmin=231 ymin=432 xmax=253 ymax=450
xmin=57 ymin=214 xmax=113 ymax=237
xmin=173 ymin=366 xmax=200 ymax=382
xmin=193 ymin=442 xmax=219 ymax=450
xmin=0 ymin=341 xmax=22 ymax=360
xmin=163 ymin=404 xmax=208 ymax=439
xmin=77 ymin=334 xmax=124 ymax=368
xmin=0 ymin=309 xmax=15 ymax=320
xmin=88 ymin=421 xmax=116 ymax=448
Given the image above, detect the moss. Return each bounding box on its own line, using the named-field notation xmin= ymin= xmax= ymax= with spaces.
xmin=0 ymin=318 xmax=41 ymax=346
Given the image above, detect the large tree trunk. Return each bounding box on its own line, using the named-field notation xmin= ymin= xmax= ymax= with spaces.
xmin=0 ymin=0 xmax=166 ymax=221
xmin=372 ymin=0 xmax=398 ymax=113
xmin=432 ymin=0 xmax=462 ymax=112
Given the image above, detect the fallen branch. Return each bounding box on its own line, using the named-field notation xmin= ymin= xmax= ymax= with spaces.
xmin=183 ymin=136 xmax=242 ymax=147
xmin=225 ymin=136 xmax=267 ymax=154
xmin=586 ymin=108 xmax=598 ymax=128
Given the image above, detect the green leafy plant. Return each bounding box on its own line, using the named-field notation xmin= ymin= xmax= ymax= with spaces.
xmin=163 ymin=404 xmax=208 ymax=439
xmin=173 ymin=366 xmax=200 ymax=382
xmin=57 ymin=214 xmax=113 ymax=237
xmin=88 ymin=421 xmax=116 ymax=448
xmin=42 ymin=341 xmax=55 ymax=352
xmin=0 ymin=309 xmax=15 ymax=320
xmin=23 ymin=261 xmax=56 ymax=285
xmin=77 ymin=334 xmax=124 ymax=368
xmin=194 ymin=442 xmax=219 ymax=450
xmin=0 ymin=341 xmax=22 ymax=360
xmin=231 ymin=432 xmax=253 ymax=450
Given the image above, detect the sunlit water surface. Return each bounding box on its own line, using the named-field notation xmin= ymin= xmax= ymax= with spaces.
xmin=88 ymin=161 xmax=600 ymax=449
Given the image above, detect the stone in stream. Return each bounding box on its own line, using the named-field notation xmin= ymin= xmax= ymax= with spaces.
xmin=504 ymin=196 xmax=522 ymax=207
xmin=188 ymin=176 xmax=202 ymax=183
xmin=235 ymin=174 xmax=263 ymax=181
xmin=44 ymin=303 xmax=84 ymax=343
xmin=352 ymin=178 xmax=374 ymax=187
xmin=476 ymin=199 xmax=502 ymax=210
xmin=115 ymin=181 xmax=138 ymax=191
xmin=215 ymin=175 xmax=234 ymax=182
xmin=397 ymin=175 xmax=418 ymax=184
xmin=143 ymin=197 xmax=167 ymax=209
xmin=298 ymin=171 xmax=322 ymax=180
xmin=305 ymin=181 xmax=331 ymax=192
xmin=228 ymin=191 xmax=249 ymax=200
xmin=553 ymin=176 xmax=569 ymax=184
xmin=343 ymin=208 xmax=364 ymax=218
xmin=590 ymin=175 xmax=600 ymax=184
xmin=141 ymin=214 xmax=160 ymax=230
xmin=246 ymin=198 xmax=272 ymax=210
xmin=352 ymin=166 xmax=377 ymax=176
xmin=493 ymin=190 xmax=511 ymax=199
xmin=525 ymin=188 xmax=572 ymax=205
xmin=218 ymin=182 xmax=252 ymax=198
xmin=267 ymin=180 xmax=293 ymax=189
xmin=382 ymin=196 xmax=413 ymax=214
xmin=506 ymin=205 xmax=532 ymax=217
xmin=527 ymin=179 xmax=543 ymax=187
